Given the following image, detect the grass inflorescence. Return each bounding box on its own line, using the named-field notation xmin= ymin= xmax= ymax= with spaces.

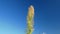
xmin=27 ymin=5 xmax=34 ymax=34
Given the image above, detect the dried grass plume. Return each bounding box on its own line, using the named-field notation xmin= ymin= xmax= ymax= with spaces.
xmin=27 ymin=5 xmax=34 ymax=34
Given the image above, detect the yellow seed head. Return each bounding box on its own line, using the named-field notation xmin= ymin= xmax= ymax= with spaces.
xmin=27 ymin=5 xmax=34 ymax=34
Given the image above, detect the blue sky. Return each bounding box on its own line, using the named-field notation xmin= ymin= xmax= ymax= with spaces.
xmin=0 ymin=0 xmax=60 ymax=34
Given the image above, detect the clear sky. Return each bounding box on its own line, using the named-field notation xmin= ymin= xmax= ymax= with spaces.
xmin=0 ymin=0 xmax=60 ymax=34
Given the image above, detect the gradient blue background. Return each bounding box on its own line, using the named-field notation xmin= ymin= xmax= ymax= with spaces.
xmin=0 ymin=0 xmax=60 ymax=34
